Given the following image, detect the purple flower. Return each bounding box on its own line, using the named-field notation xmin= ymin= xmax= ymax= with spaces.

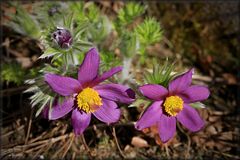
xmin=52 ymin=27 xmax=73 ymax=49
xmin=135 ymin=69 xmax=210 ymax=143
xmin=43 ymin=48 xmax=135 ymax=135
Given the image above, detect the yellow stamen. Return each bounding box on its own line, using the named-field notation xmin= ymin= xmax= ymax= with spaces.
xmin=163 ymin=96 xmax=183 ymax=116
xmin=77 ymin=87 xmax=102 ymax=113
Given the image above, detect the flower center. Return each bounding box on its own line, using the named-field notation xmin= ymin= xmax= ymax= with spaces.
xmin=163 ymin=96 xmax=183 ymax=116
xmin=76 ymin=87 xmax=102 ymax=113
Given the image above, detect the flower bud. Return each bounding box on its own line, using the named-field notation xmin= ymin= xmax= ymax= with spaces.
xmin=48 ymin=6 xmax=59 ymax=16
xmin=52 ymin=27 xmax=73 ymax=49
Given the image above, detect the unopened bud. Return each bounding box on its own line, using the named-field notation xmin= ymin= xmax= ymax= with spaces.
xmin=52 ymin=27 xmax=73 ymax=49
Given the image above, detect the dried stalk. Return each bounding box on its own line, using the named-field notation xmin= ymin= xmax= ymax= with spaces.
xmin=61 ymin=133 xmax=75 ymax=158
xmin=4 ymin=134 xmax=71 ymax=154
xmin=25 ymin=110 xmax=33 ymax=145
xmin=80 ymin=134 xmax=93 ymax=159
xmin=32 ymin=141 xmax=53 ymax=159
xmin=112 ymin=126 xmax=125 ymax=159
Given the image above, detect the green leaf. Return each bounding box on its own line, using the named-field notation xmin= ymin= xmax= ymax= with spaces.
xmin=118 ymin=2 xmax=145 ymax=26
xmin=74 ymin=20 xmax=89 ymax=39
xmin=85 ymin=2 xmax=100 ymax=22
xmin=35 ymin=95 xmax=52 ymax=117
xmin=25 ymin=76 xmax=56 ymax=117
xmin=129 ymin=98 xmax=151 ymax=109
xmin=119 ymin=32 xmax=139 ymax=58
xmin=63 ymin=12 xmax=74 ymax=30
xmin=1 ymin=62 xmax=25 ymax=85
xmin=39 ymin=47 xmax=61 ymax=59
xmin=144 ymin=59 xmax=175 ymax=87
xmin=88 ymin=16 xmax=112 ymax=44
xmin=190 ymin=102 xmax=206 ymax=109
xmin=6 ymin=2 xmax=41 ymax=39
xmin=135 ymin=18 xmax=163 ymax=47
xmin=100 ymin=51 xmax=121 ymax=71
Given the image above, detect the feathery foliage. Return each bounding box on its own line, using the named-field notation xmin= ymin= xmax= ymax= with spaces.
xmin=144 ymin=60 xmax=175 ymax=87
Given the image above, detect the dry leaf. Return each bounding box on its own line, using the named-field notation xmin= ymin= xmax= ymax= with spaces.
xmin=211 ymin=110 xmax=225 ymax=116
xmin=16 ymin=57 xmax=32 ymax=68
xmin=199 ymin=109 xmax=209 ymax=120
xmin=99 ymin=1 xmax=111 ymax=8
xmin=205 ymin=141 xmax=215 ymax=149
xmin=208 ymin=116 xmax=219 ymax=122
xmin=222 ymin=73 xmax=237 ymax=85
xmin=214 ymin=122 xmax=223 ymax=132
xmin=124 ymin=145 xmax=137 ymax=159
xmin=206 ymin=125 xmax=218 ymax=135
xmin=131 ymin=136 xmax=149 ymax=148
xmin=218 ymin=131 xmax=233 ymax=141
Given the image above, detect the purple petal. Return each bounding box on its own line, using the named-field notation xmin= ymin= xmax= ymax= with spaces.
xmin=179 ymin=85 xmax=210 ymax=103
xmin=71 ymin=109 xmax=91 ymax=135
xmin=158 ymin=114 xmax=176 ymax=143
xmin=139 ymin=84 xmax=168 ymax=101
xmin=93 ymin=99 xmax=120 ymax=124
xmin=45 ymin=73 xmax=81 ymax=96
xmin=44 ymin=97 xmax=74 ymax=120
xmin=42 ymin=106 xmax=49 ymax=119
xmin=177 ymin=104 xmax=204 ymax=132
xmin=78 ymin=48 xmax=100 ymax=86
xmin=94 ymin=84 xmax=135 ymax=104
xmin=90 ymin=66 xmax=122 ymax=86
xmin=135 ymin=101 xmax=162 ymax=130
xmin=168 ymin=69 xmax=194 ymax=94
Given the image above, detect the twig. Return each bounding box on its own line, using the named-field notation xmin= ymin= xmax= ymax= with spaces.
xmin=71 ymin=151 xmax=76 ymax=160
xmin=80 ymin=134 xmax=93 ymax=159
xmin=71 ymin=141 xmax=81 ymax=154
xmin=25 ymin=110 xmax=33 ymax=145
xmin=2 ymin=112 xmax=24 ymax=125
xmin=177 ymin=123 xmax=191 ymax=158
xmin=85 ymin=122 xmax=134 ymax=132
xmin=112 ymin=126 xmax=125 ymax=159
xmin=164 ymin=145 xmax=169 ymax=158
xmin=22 ymin=143 xmax=47 ymax=154
xmin=52 ymin=138 xmax=70 ymax=159
xmin=28 ymin=131 xmax=48 ymax=144
xmin=10 ymin=143 xmax=47 ymax=157
xmin=53 ymin=133 xmax=74 ymax=158
xmin=0 ymin=86 xmax=28 ymax=97
xmin=61 ymin=133 xmax=75 ymax=158
xmin=32 ymin=141 xmax=53 ymax=159
xmin=211 ymin=150 xmax=240 ymax=159
xmin=8 ymin=48 xmax=24 ymax=57
xmin=2 ymin=125 xmax=25 ymax=138
xmin=4 ymin=134 xmax=71 ymax=153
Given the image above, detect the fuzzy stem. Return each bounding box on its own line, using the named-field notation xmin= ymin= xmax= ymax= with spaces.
xmin=121 ymin=56 xmax=132 ymax=83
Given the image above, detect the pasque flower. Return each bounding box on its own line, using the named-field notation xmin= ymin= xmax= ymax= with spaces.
xmin=135 ymin=69 xmax=210 ymax=143
xmin=43 ymin=48 xmax=135 ymax=135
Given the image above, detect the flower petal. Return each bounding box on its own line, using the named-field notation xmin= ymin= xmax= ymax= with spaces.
xmin=135 ymin=101 xmax=162 ymax=130
xmin=45 ymin=73 xmax=81 ymax=96
xmin=44 ymin=97 xmax=74 ymax=120
xmin=158 ymin=114 xmax=176 ymax=143
xmin=71 ymin=109 xmax=91 ymax=135
xmin=179 ymin=85 xmax=210 ymax=103
xmin=94 ymin=84 xmax=135 ymax=103
xmin=90 ymin=66 xmax=122 ymax=86
xmin=78 ymin=48 xmax=100 ymax=86
xmin=93 ymin=99 xmax=120 ymax=124
xmin=177 ymin=104 xmax=204 ymax=132
xmin=139 ymin=84 xmax=168 ymax=101
xmin=168 ymin=69 xmax=194 ymax=94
